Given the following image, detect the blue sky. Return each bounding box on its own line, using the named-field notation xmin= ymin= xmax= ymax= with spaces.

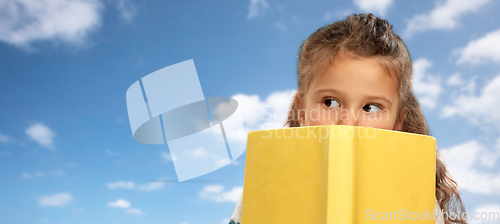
xmin=1 ymin=0 xmax=500 ymax=223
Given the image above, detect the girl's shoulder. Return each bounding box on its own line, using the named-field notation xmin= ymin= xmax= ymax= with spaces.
xmin=228 ymin=191 xmax=445 ymax=224
xmin=229 ymin=191 xmax=243 ymax=224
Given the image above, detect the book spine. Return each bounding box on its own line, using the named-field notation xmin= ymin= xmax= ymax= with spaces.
xmin=326 ymin=126 xmax=357 ymax=224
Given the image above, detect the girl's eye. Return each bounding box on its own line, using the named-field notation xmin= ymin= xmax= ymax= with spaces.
xmin=324 ymin=98 xmax=340 ymax=108
xmin=363 ymin=104 xmax=381 ymax=113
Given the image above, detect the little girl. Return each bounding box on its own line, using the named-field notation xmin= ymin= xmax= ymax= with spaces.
xmin=229 ymin=13 xmax=466 ymax=224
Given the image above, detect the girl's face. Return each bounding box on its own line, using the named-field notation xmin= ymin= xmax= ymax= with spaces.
xmin=296 ymin=56 xmax=404 ymax=131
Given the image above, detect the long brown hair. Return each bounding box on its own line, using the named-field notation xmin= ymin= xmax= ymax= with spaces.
xmin=284 ymin=13 xmax=466 ymax=224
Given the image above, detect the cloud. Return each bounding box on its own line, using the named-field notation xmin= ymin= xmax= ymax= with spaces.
xmin=353 ymin=0 xmax=393 ymax=16
xmin=446 ymin=73 xmax=465 ymax=86
xmin=21 ymin=170 xmax=65 ymax=179
xmin=39 ymin=193 xmax=72 ymax=207
xmin=199 ymin=185 xmax=243 ymax=203
xmin=161 ymin=90 xmax=294 ymax=179
xmin=440 ymin=140 xmax=500 ymax=195
xmin=232 ymin=89 xmax=296 ymax=131
xmin=404 ymin=0 xmax=491 ymax=37
xmin=136 ymin=182 xmax=164 ymax=191
xmin=215 ymin=158 xmax=239 ymax=167
xmin=108 ymin=199 xmax=144 ymax=215
xmin=0 ymin=0 xmax=103 ymax=50
xmin=448 ymin=74 xmax=477 ymax=96
xmin=456 ymin=29 xmax=500 ymax=65
xmin=191 ymin=147 xmax=209 ymax=159
xmin=0 ymin=133 xmax=11 ymax=143
xmin=25 ymin=123 xmax=56 ymax=150
xmin=106 ymin=181 xmax=164 ymax=191
xmin=126 ymin=208 xmax=144 ymax=215
xmin=412 ymin=58 xmax=442 ymax=109
xmin=106 ymin=181 xmax=135 ymax=189
xmin=108 ymin=199 xmax=130 ymax=208
xmin=161 ymin=151 xmax=177 ymax=163
xmin=115 ymin=0 xmax=136 ymax=23
xmin=441 ymin=74 xmax=500 ymax=125
xmin=247 ymin=0 xmax=268 ymax=19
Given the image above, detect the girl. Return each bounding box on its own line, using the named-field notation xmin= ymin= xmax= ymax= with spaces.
xmin=229 ymin=13 xmax=466 ymax=224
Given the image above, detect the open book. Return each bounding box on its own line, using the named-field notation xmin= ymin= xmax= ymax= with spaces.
xmin=241 ymin=125 xmax=436 ymax=224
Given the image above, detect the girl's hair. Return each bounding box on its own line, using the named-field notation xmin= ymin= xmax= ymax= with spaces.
xmin=285 ymin=13 xmax=466 ymax=224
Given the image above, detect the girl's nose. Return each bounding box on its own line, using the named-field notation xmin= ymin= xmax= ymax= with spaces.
xmin=337 ymin=108 xmax=360 ymax=126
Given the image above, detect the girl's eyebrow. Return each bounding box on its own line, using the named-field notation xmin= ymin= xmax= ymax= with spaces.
xmin=314 ymin=88 xmax=342 ymax=95
xmin=364 ymin=96 xmax=392 ymax=107
xmin=315 ymin=88 xmax=393 ymax=107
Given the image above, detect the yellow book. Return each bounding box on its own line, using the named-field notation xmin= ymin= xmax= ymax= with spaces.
xmin=241 ymin=125 xmax=436 ymax=224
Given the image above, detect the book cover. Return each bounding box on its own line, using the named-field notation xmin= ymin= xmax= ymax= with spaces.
xmin=241 ymin=125 xmax=436 ymax=223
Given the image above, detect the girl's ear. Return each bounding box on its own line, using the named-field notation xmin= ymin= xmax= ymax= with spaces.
xmin=393 ymin=107 xmax=408 ymax=131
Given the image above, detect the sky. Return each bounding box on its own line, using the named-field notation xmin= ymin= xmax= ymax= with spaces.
xmin=1 ymin=0 xmax=500 ymax=223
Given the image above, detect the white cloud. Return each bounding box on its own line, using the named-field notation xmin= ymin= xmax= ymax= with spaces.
xmin=0 ymin=133 xmax=11 ymax=143
xmin=412 ymin=58 xmax=442 ymax=109
xmin=108 ymin=199 xmax=130 ymax=208
xmin=25 ymin=123 xmax=56 ymax=150
xmin=191 ymin=147 xmax=209 ymax=159
xmin=446 ymin=73 xmax=464 ymax=86
xmin=108 ymin=199 xmax=144 ymax=215
xmin=353 ymin=0 xmax=393 ymax=16
xmin=440 ymin=140 xmax=500 ymax=195
xmin=162 ymin=90 xmax=294 ymax=179
xmin=199 ymin=185 xmax=243 ymax=203
xmin=115 ymin=0 xmax=136 ymax=23
xmin=456 ymin=29 xmax=500 ymax=65
xmin=161 ymin=151 xmax=171 ymax=162
xmin=404 ymin=0 xmax=491 ymax=37
xmin=247 ymin=0 xmax=268 ymax=19
xmin=106 ymin=180 xmax=164 ymax=191
xmin=470 ymin=204 xmax=500 ymax=224
xmin=208 ymin=89 xmax=294 ymax=165
xmin=136 ymin=182 xmax=164 ymax=191
xmin=22 ymin=170 xmax=65 ymax=179
xmin=215 ymin=158 xmax=240 ymax=167
xmin=39 ymin=193 xmax=72 ymax=207
xmin=441 ymin=74 xmax=500 ymax=125
xmin=232 ymin=89 xmax=296 ymax=132
xmin=0 ymin=0 xmax=103 ymax=50
xmin=106 ymin=181 xmax=135 ymax=189
xmin=161 ymin=151 xmax=178 ymax=163
xmin=126 ymin=208 xmax=144 ymax=215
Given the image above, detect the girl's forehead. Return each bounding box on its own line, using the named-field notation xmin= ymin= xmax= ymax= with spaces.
xmin=308 ymin=56 xmax=400 ymax=101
